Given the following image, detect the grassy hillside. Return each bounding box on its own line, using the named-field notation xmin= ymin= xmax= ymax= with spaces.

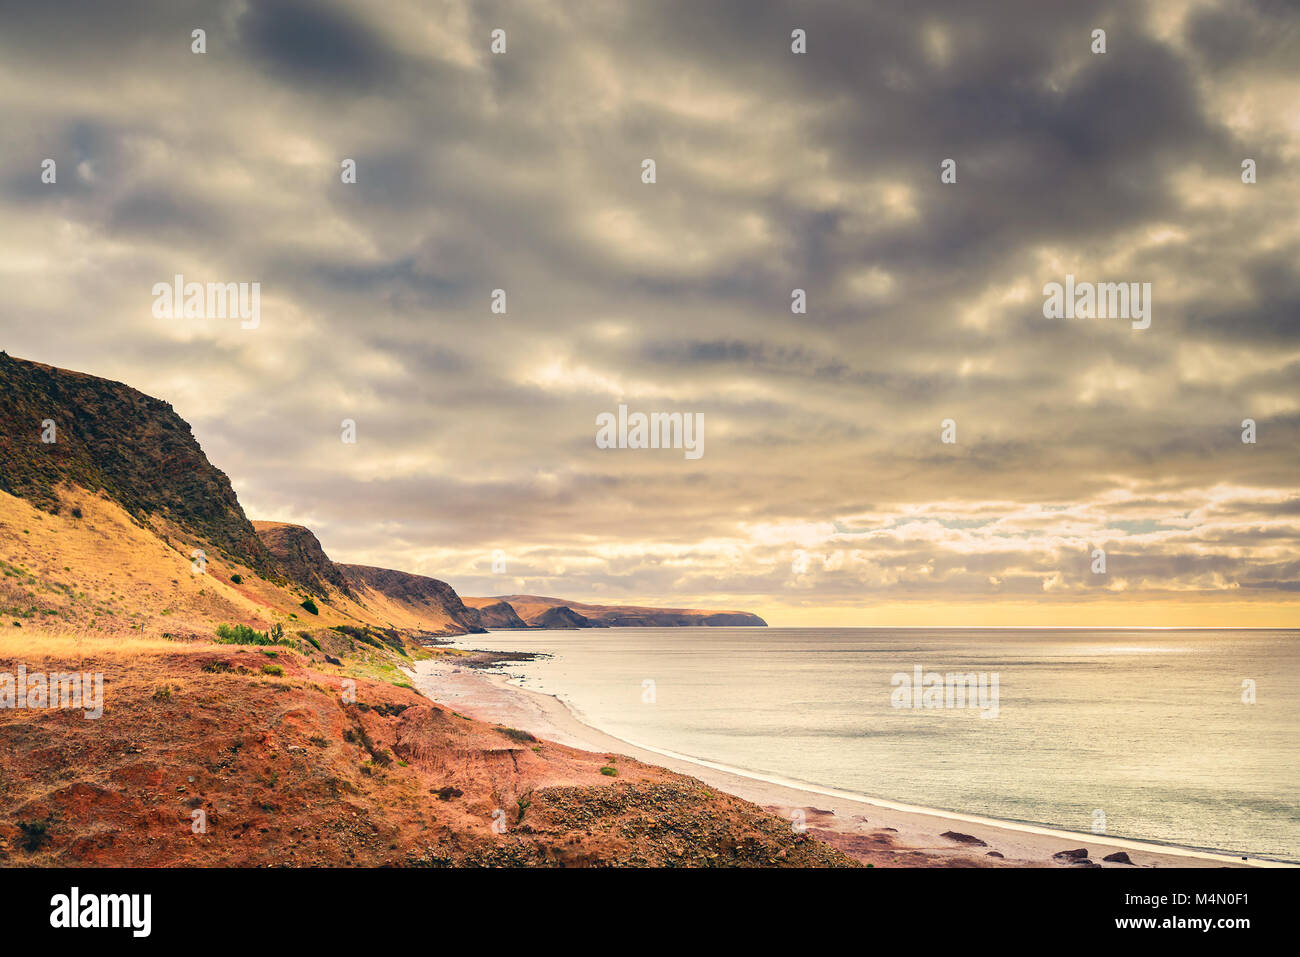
xmin=0 ymin=352 xmax=274 ymax=574
xmin=0 ymin=355 xmax=484 ymax=641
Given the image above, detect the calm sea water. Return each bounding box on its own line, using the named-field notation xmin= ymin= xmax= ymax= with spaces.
xmin=451 ymin=627 xmax=1300 ymax=861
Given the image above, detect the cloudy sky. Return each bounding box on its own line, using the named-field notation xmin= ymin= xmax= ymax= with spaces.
xmin=1 ymin=0 xmax=1297 ymax=625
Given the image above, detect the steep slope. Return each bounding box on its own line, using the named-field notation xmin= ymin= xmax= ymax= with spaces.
xmin=0 ymin=352 xmax=274 ymax=573
xmin=338 ymin=564 xmax=485 ymax=636
xmin=0 ymin=353 xmax=766 ymax=640
xmin=252 ymin=521 xmax=355 ymax=599
xmin=0 ymin=354 xmax=481 ymax=640
xmin=0 ymin=486 xmax=261 ymax=637
xmin=0 ymin=485 xmax=455 ymax=640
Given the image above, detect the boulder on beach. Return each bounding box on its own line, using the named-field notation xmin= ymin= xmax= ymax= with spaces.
xmin=1102 ymin=851 xmax=1133 ymax=864
xmin=941 ymin=830 xmax=989 ymax=847
xmin=986 ymin=851 xmax=1005 ymax=858
xmin=1053 ymin=848 xmax=1089 ymax=861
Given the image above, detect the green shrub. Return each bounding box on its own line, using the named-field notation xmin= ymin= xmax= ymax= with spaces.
xmin=332 ymin=624 xmax=384 ymax=649
xmin=497 ymin=726 xmax=538 ymax=744
xmin=230 ymin=574 xmax=243 ymax=584
xmin=300 ymin=598 xmax=319 ymax=615
xmin=215 ymin=623 xmax=272 ymax=645
xmin=18 ymin=819 xmax=50 ymax=852
xmin=600 ymin=766 xmax=618 ymax=777
xmin=261 ymin=664 xmax=283 ymax=677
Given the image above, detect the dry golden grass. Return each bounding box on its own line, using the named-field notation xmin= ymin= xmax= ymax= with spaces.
xmin=0 ymin=486 xmax=394 ymax=642
xmin=0 ymin=630 xmax=219 ymax=659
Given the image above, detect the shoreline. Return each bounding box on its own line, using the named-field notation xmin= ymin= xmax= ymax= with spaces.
xmin=407 ymin=655 xmax=1289 ymax=869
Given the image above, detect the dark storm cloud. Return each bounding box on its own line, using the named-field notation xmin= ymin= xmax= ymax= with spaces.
xmin=238 ymin=0 xmax=400 ymax=91
xmin=105 ymin=187 xmax=230 ymax=240
xmin=1186 ymin=250 xmax=1300 ymax=343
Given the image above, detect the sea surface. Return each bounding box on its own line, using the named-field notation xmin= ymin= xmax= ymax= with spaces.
xmin=448 ymin=627 xmax=1300 ymax=861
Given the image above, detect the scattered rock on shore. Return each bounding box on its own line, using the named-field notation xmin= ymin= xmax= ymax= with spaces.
xmin=1102 ymin=851 xmax=1133 ymax=864
xmin=1053 ymin=848 xmax=1089 ymax=861
xmin=941 ymin=830 xmax=988 ymax=847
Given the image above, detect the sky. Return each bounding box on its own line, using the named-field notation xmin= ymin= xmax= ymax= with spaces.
xmin=0 ymin=0 xmax=1297 ymax=626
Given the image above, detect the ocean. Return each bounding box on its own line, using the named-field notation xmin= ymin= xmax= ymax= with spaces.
xmin=448 ymin=627 xmax=1300 ymax=862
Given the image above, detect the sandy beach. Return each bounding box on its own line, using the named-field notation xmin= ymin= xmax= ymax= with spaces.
xmin=407 ymin=655 xmax=1285 ymax=869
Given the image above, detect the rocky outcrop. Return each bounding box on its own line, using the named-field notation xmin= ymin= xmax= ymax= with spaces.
xmin=338 ymin=564 xmax=485 ymax=635
xmin=462 ymin=598 xmax=529 ymax=630
xmin=527 ymin=605 xmax=593 ymax=629
xmin=253 ymin=521 xmax=355 ymax=598
xmin=0 ymin=352 xmax=275 ymax=573
xmin=1052 ymin=848 xmax=1090 ymax=862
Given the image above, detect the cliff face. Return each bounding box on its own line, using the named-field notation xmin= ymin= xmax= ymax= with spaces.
xmin=0 ymin=353 xmax=768 ymax=638
xmin=0 ymin=354 xmax=485 ymax=639
xmin=461 ymin=598 xmax=529 ymax=630
xmin=338 ymin=564 xmax=485 ymax=635
xmin=0 ymin=352 xmax=274 ymax=572
xmin=252 ymin=521 xmax=355 ymax=599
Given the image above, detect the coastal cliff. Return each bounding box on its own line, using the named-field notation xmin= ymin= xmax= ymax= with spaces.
xmin=0 ymin=354 xmax=766 ymax=639
xmin=466 ymin=594 xmax=767 ymax=629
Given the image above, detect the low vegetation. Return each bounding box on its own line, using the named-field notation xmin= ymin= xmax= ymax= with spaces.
xmin=18 ymin=818 xmax=51 ymax=852
xmin=215 ymin=623 xmax=274 ymax=645
xmin=497 ymin=726 xmax=538 ymax=744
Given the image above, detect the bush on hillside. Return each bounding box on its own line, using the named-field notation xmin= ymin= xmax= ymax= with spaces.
xmin=215 ymin=623 xmax=272 ymax=645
